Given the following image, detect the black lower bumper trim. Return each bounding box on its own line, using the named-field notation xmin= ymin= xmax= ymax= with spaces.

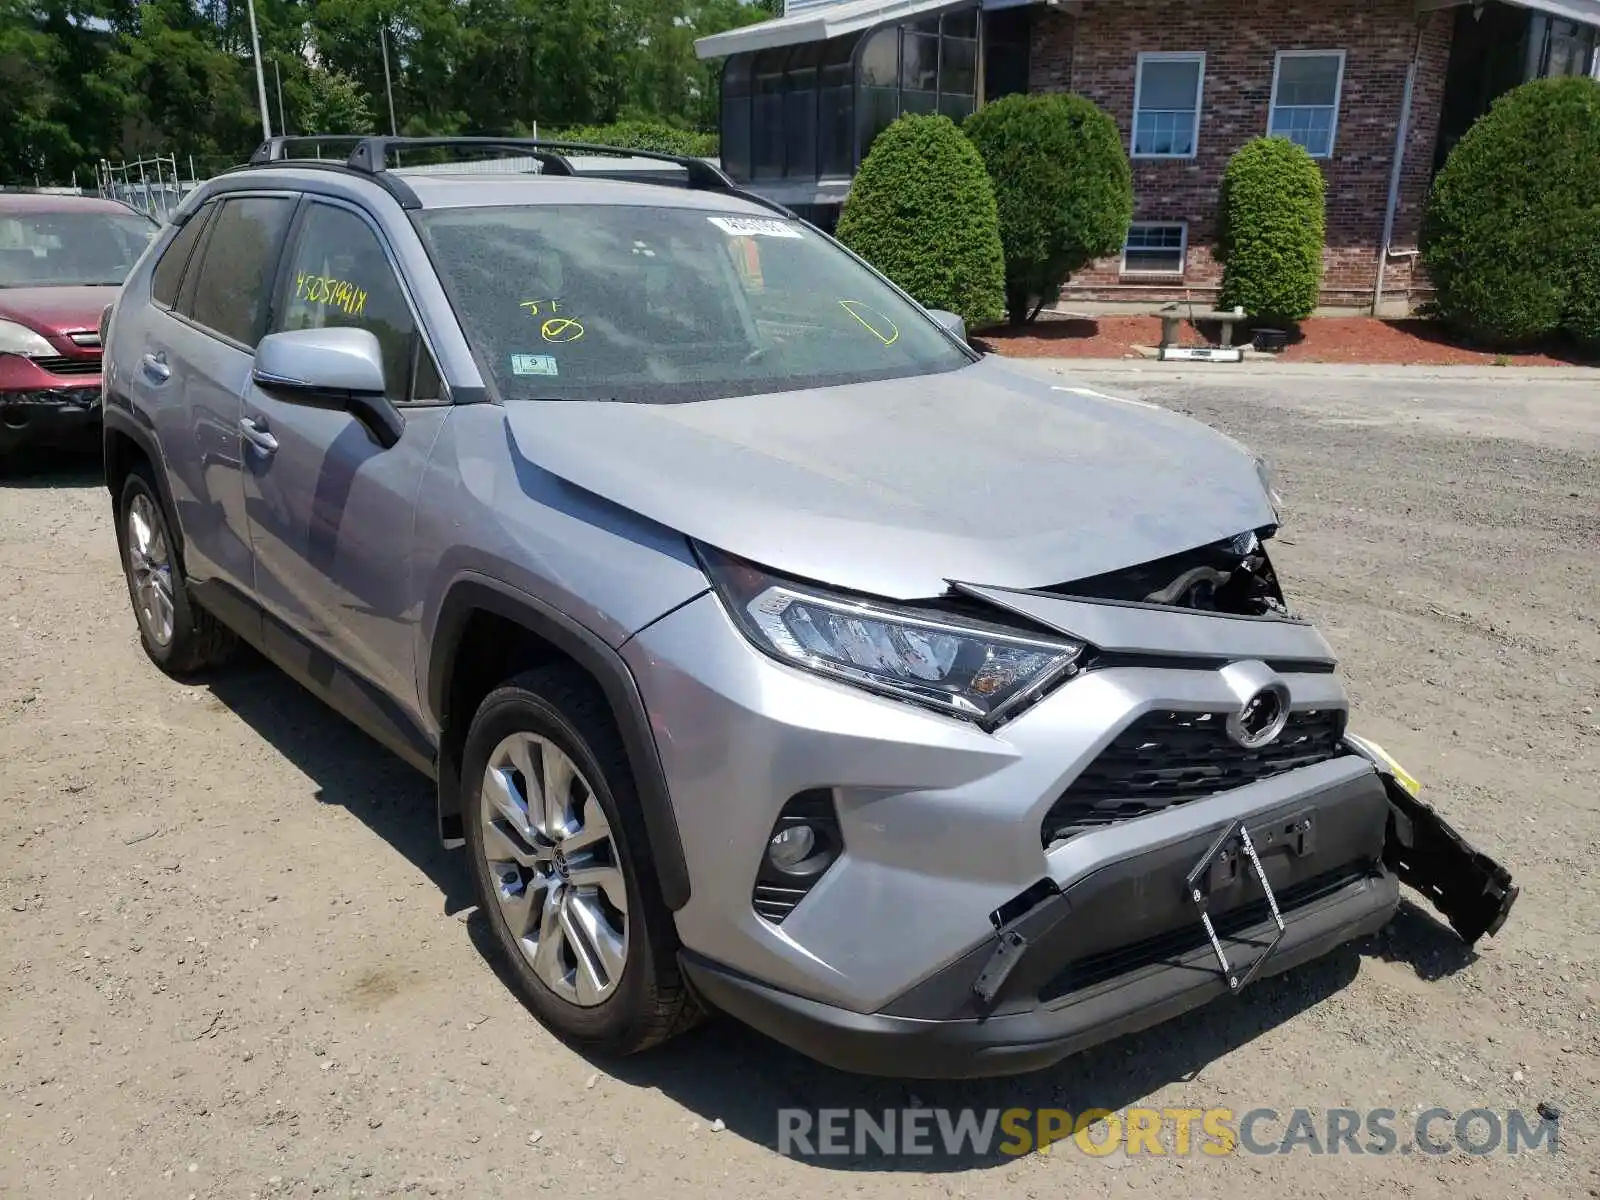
xmin=0 ymin=389 xmax=102 ymax=452
xmin=681 ymin=868 xmax=1398 ymax=1079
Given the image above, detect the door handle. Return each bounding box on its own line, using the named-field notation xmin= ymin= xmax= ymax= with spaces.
xmin=139 ymin=352 xmax=170 ymax=383
xmin=239 ymin=416 xmax=279 ymax=455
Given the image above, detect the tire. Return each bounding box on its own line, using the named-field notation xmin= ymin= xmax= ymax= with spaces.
xmin=462 ymin=663 xmax=699 ymax=1055
xmin=116 ymin=466 xmax=238 ymax=676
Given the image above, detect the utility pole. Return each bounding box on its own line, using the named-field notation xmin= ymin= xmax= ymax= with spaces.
xmin=275 ymin=58 xmax=287 ymax=135
xmin=380 ymin=19 xmax=398 ymax=136
xmin=246 ymin=0 xmax=273 ymax=140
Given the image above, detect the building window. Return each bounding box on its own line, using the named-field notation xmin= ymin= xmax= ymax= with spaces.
xmin=1132 ymin=52 xmax=1204 ymax=158
xmin=1268 ymin=50 xmax=1345 ymax=158
xmin=1121 ymin=223 xmax=1187 ymax=275
xmin=1526 ymin=15 xmax=1598 ymax=78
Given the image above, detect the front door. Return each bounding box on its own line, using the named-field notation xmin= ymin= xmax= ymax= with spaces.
xmin=241 ymin=198 xmax=449 ymax=717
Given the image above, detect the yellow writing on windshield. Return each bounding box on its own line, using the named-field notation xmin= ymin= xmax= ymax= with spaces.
xmin=520 ymin=298 xmax=563 ymax=316
xmin=839 ymin=300 xmax=899 ymax=346
xmin=295 ymin=272 xmax=367 ymax=318
xmin=541 ymin=316 xmax=584 ymax=343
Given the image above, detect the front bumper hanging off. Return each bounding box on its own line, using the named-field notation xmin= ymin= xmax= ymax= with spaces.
xmin=682 ymin=737 xmax=1518 ymax=1080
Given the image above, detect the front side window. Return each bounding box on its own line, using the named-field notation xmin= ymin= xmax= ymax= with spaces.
xmin=183 ymin=196 xmax=294 ymax=347
xmin=0 ymin=207 xmax=157 ymax=289
xmin=272 ymin=203 xmax=438 ymax=404
xmin=1269 ymin=51 xmax=1346 ymax=158
xmin=413 ymin=204 xmax=971 ymax=404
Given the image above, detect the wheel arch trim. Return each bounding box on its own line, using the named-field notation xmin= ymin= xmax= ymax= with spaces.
xmin=426 ymin=573 xmax=691 ymax=911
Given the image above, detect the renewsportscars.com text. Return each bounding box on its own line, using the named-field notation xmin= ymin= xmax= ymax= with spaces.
xmin=776 ymin=1106 xmax=1560 ymax=1159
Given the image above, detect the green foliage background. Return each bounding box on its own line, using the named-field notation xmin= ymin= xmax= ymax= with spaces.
xmin=836 ymin=113 xmax=1006 ymax=330
xmin=0 ymin=0 xmax=764 ymax=184
xmin=962 ymin=92 xmax=1132 ymax=324
xmin=1421 ymin=76 xmax=1600 ymax=347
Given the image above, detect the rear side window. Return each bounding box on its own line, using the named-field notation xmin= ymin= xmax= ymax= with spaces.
xmin=150 ymin=203 xmax=214 ymax=308
xmin=182 ymin=196 xmax=294 ymax=347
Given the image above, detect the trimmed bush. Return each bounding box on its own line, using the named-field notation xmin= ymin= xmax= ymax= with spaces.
xmin=1216 ymin=137 xmax=1325 ymax=324
xmin=1564 ymin=211 xmax=1600 ymax=350
xmin=1422 ymin=76 xmax=1600 ymax=346
xmin=963 ymin=93 xmax=1132 ymax=324
xmin=836 ymin=113 xmax=1006 ymax=330
xmin=546 ymin=120 xmax=718 ymax=158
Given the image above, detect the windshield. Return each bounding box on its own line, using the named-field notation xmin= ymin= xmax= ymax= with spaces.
xmin=413 ymin=204 xmax=972 ymax=402
xmin=0 ymin=209 xmax=159 ymax=288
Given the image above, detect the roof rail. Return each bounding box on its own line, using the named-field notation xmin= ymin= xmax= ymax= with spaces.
xmin=249 ymin=135 xmax=370 ymax=165
xmin=241 ymin=134 xmax=795 ymax=217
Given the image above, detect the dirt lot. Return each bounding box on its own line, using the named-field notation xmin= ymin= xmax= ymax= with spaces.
xmin=2 ymin=367 xmax=1596 ymax=1199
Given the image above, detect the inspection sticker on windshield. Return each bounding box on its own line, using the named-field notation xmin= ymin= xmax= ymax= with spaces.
xmin=708 ymin=216 xmax=802 ymax=239
xmin=510 ymin=354 xmax=559 ymax=377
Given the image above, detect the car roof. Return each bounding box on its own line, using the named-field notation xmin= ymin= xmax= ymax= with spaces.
xmin=0 ymin=192 xmax=151 ymax=217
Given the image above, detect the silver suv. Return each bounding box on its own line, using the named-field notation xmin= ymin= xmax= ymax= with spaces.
xmin=101 ymin=137 xmax=1516 ymax=1078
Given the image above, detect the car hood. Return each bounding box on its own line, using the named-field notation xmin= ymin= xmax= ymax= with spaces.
xmin=502 ymin=357 xmax=1277 ymax=599
xmin=0 ymin=285 xmax=118 ymax=338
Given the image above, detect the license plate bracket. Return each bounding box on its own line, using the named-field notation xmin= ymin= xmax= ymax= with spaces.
xmin=1185 ymin=818 xmax=1287 ymax=993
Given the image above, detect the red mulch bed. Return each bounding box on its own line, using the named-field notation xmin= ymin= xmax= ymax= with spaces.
xmin=976 ymin=315 xmax=1600 ymax=368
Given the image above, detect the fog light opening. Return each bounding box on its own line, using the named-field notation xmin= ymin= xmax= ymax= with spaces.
xmin=767 ymin=824 xmax=817 ymax=871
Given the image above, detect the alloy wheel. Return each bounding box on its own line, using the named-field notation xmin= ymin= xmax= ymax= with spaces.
xmin=479 ymin=731 xmax=629 ymax=1006
xmin=126 ymin=493 xmax=175 ymax=647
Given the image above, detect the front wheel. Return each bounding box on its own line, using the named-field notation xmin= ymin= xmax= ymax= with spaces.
xmin=461 ymin=664 xmax=698 ymax=1054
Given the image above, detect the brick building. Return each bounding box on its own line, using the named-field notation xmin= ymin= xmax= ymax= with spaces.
xmin=696 ymin=0 xmax=1600 ymax=313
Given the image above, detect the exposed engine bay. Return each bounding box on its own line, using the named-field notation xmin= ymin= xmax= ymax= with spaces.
xmin=1048 ymin=527 xmax=1289 ymax=617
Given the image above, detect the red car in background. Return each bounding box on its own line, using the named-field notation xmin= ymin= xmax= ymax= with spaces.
xmin=0 ymin=193 xmax=159 ymax=462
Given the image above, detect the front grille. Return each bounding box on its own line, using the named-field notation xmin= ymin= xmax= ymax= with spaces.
xmin=1043 ymin=707 xmax=1347 ymax=844
xmin=31 ymin=354 xmax=101 ymax=377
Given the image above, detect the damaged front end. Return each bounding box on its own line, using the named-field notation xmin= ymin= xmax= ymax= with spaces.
xmin=1345 ymin=734 xmax=1519 ymax=946
xmin=953 ymin=526 xmax=1519 ymax=1021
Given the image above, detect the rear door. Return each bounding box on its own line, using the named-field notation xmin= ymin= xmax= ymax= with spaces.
xmin=241 ymin=197 xmax=451 ymax=714
xmin=140 ymin=193 xmax=296 ymax=596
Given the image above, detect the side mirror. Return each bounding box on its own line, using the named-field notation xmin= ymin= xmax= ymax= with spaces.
xmin=928 ymin=308 xmax=967 ymax=344
xmin=252 ymin=327 xmax=404 ymax=448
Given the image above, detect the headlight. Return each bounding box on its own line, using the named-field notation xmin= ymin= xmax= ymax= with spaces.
xmin=0 ymin=319 xmax=56 ymax=358
xmin=701 ymin=548 xmax=1085 ymax=726
xmin=1255 ymin=456 xmax=1283 ymax=521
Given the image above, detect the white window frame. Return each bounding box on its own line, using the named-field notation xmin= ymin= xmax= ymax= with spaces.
xmin=1267 ymin=49 xmax=1347 ymax=159
xmin=1120 ymin=221 xmax=1189 ymax=276
xmin=1131 ymin=51 xmax=1206 ymax=160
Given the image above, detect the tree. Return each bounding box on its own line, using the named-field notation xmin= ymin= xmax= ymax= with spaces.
xmin=963 ymin=93 xmax=1131 ymax=324
xmin=1216 ymin=137 xmax=1325 ymax=324
xmin=1421 ymin=75 xmax=1600 ymax=346
xmin=297 ymin=68 xmax=374 ymax=134
xmin=835 ymin=113 xmax=1006 ymax=330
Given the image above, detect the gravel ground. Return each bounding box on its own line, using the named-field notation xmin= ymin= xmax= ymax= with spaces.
xmin=1 ymin=367 xmax=1596 ymax=1199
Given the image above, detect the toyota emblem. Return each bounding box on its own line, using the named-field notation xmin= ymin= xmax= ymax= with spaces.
xmin=1226 ymin=684 xmax=1290 ymax=749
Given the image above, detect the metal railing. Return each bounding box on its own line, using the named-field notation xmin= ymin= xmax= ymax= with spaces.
xmin=94 ymin=155 xmax=202 ymax=222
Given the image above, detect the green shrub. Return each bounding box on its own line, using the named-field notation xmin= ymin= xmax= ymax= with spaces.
xmin=835 ymin=113 xmax=1006 ymax=330
xmin=547 ymin=120 xmax=718 ymax=158
xmin=1422 ymin=76 xmax=1600 ymax=346
xmin=1216 ymin=138 xmax=1325 ymax=323
xmin=963 ymin=93 xmax=1132 ymax=324
xmin=1563 ymin=211 xmax=1600 ymax=350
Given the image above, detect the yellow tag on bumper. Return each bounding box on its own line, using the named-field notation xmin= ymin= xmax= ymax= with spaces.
xmin=1347 ymin=733 xmax=1422 ymax=797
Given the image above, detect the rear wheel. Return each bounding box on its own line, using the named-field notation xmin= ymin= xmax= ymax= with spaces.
xmin=116 ymin=467 xmax=237 ymax=675
xmin=462 ymin=664 xmax=698 ymax=1054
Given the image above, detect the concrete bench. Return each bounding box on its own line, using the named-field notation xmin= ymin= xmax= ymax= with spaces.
xmin=1157 ymin=302 xmax=1248 ymax=349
